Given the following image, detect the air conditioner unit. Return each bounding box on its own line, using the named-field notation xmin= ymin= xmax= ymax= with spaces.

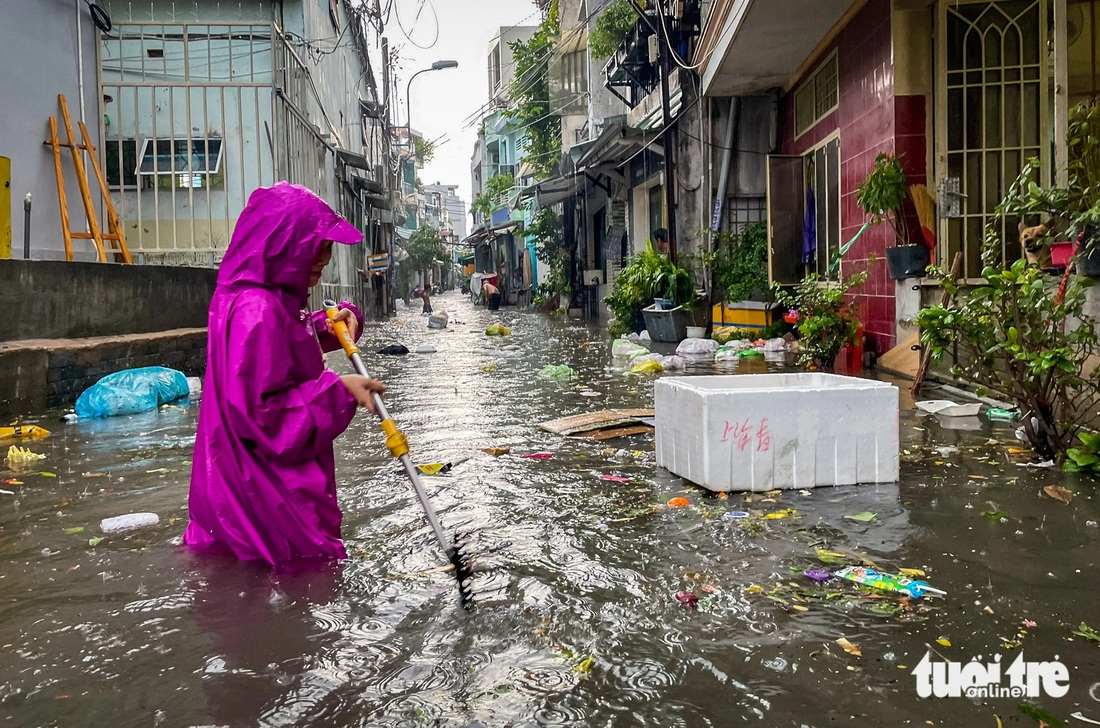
xmin=584 ymin=269 xmax=605 ymax=285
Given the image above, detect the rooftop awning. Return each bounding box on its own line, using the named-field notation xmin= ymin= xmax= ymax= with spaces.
xmin=519 ymin=173 xmax=585 ymax=208
xmin=462 ymin=228 xmax=490 ymax=246
xmin=395 ymin=227 xmax=413 ymax=240
xmin=575 ymin=123 xmax=657 ymax=170
xmin=697 ymin=0 xmax=860 ymax=96
xmin=490 ymin=221 xmax=521 ymax=234
xmin=335 ymin=147 xmax=372 ymax=171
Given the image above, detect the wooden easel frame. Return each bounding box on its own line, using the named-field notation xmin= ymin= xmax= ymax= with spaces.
xmin=45 ymin=94 xmax=132 ymax=264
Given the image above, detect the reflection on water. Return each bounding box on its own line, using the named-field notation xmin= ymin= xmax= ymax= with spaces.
xmin=1 ymin=291 xmax=1099 ymax=726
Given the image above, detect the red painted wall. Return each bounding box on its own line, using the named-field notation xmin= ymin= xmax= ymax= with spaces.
xmin=778 ymin=0 xmax=927 ymax=354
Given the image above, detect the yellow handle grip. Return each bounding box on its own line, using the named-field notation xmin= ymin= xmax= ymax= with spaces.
xmin=323 ymin=300 xmax=360 ymax=356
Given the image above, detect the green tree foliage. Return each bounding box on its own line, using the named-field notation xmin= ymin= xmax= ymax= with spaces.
xmin=589 ymin=0 xmax=638 ymax=60
xmin=402 ymin=225 xmax=450 ymax=285
xmin=414 ymin=137 xmax=435 ymax=166
xmin=509 ymin=4 xmax=561 ymax=179
xmin=471 ymin=173 xmax=516 ymax=222
xmin=528 ymin=208 xmax=570 ymax=297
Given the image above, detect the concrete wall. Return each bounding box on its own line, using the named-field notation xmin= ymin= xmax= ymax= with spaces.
xmin=0 ymin=260 xmax=216 ymax=342
xmin=0 ymin=0 xmax=103 ymax=261
xmin=0 ymin=329 xmax=207 ymax=418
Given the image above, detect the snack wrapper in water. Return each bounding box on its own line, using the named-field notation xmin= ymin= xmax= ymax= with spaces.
xmin=833 ymin=565 xmax=946 ymax=599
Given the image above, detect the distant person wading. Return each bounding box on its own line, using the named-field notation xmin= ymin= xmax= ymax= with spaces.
xmin=482 ymin=281 xmax=502 ymax=311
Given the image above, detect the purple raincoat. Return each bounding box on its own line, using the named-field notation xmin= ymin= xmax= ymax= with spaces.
xmin=184 ymin=182 xmax=365 ymax=565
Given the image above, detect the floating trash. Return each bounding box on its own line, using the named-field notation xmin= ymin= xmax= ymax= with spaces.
xmin=6 ymin=446 xmax=45 ymax=466
xmin=100 ymin=513 xmax=160 ymax=534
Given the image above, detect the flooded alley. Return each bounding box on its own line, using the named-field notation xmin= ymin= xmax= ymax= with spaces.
xmin=1 ymin=292 xmax=1099 ymax=726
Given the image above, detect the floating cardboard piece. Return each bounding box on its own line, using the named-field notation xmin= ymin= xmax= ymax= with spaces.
xmin=574 ymin=425 xmax=654 ymax=441
xmin=539 ymin=409 xmax=655 ymax=436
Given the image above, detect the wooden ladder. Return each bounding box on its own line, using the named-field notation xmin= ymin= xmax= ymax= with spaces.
xmin=45 ymin=94 xmax=132 ymax=263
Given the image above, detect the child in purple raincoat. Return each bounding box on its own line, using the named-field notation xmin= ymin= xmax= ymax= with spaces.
xmin=184 ymin=182 xmax=385 ymax=565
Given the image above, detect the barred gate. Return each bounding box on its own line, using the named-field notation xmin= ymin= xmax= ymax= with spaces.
xmin=100 ymin=21 xmax=279 ymax=266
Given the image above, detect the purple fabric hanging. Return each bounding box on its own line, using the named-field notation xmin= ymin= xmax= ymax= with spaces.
xmin=802 ymin=186 xmax=817 ymax=265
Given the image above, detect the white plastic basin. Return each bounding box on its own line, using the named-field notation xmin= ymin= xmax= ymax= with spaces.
xmin=655 ymin=373 xmax=899 ymax=491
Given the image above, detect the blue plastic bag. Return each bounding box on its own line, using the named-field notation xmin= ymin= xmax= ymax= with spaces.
xmin=75 ymin=367 xmax=191 ymax=419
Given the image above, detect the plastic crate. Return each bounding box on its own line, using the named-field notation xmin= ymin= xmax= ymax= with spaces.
xmin=655 ymin=373 xmax=899 ymax=491
xmin=642 ymin=305 xmax=692 ymax=343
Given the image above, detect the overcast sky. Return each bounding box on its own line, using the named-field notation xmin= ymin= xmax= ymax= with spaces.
xmin=387 ymin=0 xmax=541 ymax=219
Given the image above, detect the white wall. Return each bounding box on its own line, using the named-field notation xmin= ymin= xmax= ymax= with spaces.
xmin=0 ymin=0 xmax=103 ymax=260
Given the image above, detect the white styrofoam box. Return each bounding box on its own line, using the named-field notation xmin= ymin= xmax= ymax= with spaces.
xmin=655 ymin=373 xmax=899 ymax=491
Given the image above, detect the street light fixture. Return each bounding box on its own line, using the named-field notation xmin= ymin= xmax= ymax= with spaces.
xmin=404 ymin=60 xmax=459 ymax=143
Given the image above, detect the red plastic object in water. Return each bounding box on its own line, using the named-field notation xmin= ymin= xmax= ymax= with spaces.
xmin=520 ymin=452 xmax=554 ymax=460
xmin=848 ymin=324 xmax=864 ymax=370
xmin=674 ymin=591 xmax=699 ymax=610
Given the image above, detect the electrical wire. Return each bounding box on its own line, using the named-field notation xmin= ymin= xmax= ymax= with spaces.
xmin=393 ymin=0 xmax=439 ymax=50
xmin=655 ymin=2 xmax=711 ymax=71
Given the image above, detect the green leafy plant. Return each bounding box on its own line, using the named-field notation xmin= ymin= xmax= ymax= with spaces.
xmin=509 ymin=6 xmax=561 ymax=179
xmin=413 ymin=137 xmax=435 ymax=166
xmin=916 ymin=104 xmax=1100 ymax=463
xmin=1072 ymin=621 xmax=1100 ymax=642
xmin=779 ymin=272 xmax=867 ymax=369
xmin=700 ymin=222 xmax=772 ymax=303
xmin=856 ymin=153 xmax=909 ymax=247
xmin=1064 ymin=431 xmax=1100 ymax=473
xmin=471 ymin=172 xmax=515 ymax=222
xmin=604 ymin=240 xmax=694 ymax=336
xmin=589 ymin=0 xmax=638 ymax=60
xmin=528 ymin=208 xmax=571 ymax=298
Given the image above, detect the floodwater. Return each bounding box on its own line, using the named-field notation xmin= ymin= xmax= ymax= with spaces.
xmin=2 ymin=291 xmax=1099 ymax=727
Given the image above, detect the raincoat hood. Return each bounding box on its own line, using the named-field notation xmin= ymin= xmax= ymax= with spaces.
xmin=218 ymin=182 xmax=362 ymax=304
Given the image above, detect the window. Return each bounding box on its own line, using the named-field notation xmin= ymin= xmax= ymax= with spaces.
xmin=104 ymin=139 xmax=138 ymax=188
xmin=808 ymin=137 xmax=841 ymax=279
xmin=138 ymin=138 xmax=224 ymax=187
xmin=561 ymin=50 xmax=588 ymax=100
xmin=794 ymin=51 xmax=838 ymax=137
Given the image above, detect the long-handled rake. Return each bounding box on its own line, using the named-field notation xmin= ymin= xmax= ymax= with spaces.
xmin=324 ymin=301 xmax=475 ymax=609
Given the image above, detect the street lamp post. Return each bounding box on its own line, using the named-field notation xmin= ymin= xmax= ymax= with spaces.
xmin=404 ymin=60 xmax=458 ymax=152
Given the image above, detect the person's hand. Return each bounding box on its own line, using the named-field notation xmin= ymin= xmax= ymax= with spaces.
xmin=326 ymin=307 xmax=358 ymax=343
xmin=340 ymin=375 xmax=385 ymax=413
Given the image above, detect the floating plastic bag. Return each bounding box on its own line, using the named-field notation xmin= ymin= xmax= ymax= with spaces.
xmin=416 ymin=345 xmax=437 ymax=354
xmin=676 ymin=338 xmax=719 ymax=356
xmin=428 ymin=311 xmax=449 ymax=329
xmin=630 ymin=359 xmax=664 ymax=374
xmin=538 ymin=364 xmax=575 ymax=380
xmin=485 ymin=323 xmax=512 ymax=336
xmin=186 ymin=377 xmax=203 ymax=399
xmin=612 ymin=339 xmax=647 ymax=359
xmin=75 ymin=367 xmax=190 ymax=419
xmin=624 ymin=330 xmax=651 ymax=342
xmin=100 ymin=512 xmax=160 ymax=534
xmin=764 ymin=338 xmax=788 ymax=352
xmin=662 ymin=355 xmax=686 ymax=370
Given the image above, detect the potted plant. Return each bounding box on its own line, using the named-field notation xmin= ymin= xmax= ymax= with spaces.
xmin=604 ymin=240 xmax=696 ymax=341
xmin=701 ymin=222 xmax=780 ymax=333
xmin=778 ymin=271 xmax=867 ymax=370
xmin=856 ymin=153 xmax=928 ymax=280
